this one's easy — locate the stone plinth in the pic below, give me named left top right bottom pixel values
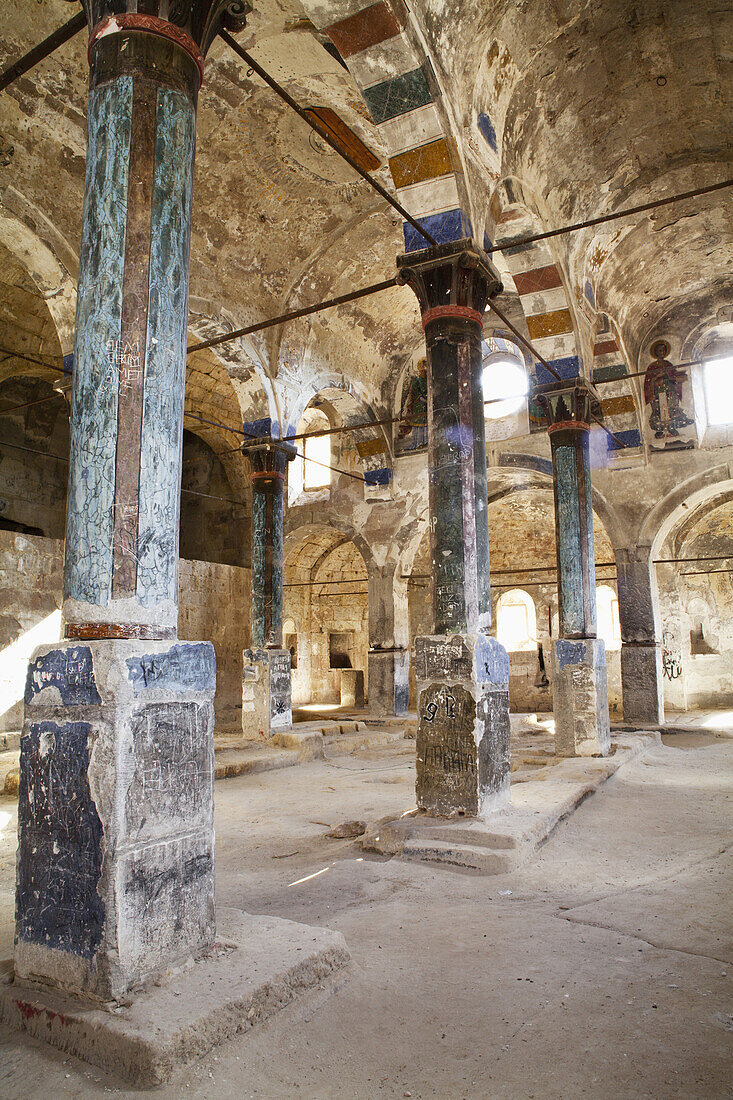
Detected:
left=551, top=638, right=610, bottom=757
left=414, top=634, right=510, bottom=818
left=368, top=649, right=409, bottom=715
left=621, top=643, right=664, bottom=726
left=242, top=648, right=292, bottom=740
left=1, top=908, right=350, bottom=1087
left=340, top=669, right=365, bottom=708
left=16, top=640, right=216, bottom=1002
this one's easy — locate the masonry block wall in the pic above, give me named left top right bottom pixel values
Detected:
left=0, top=532, right=249, bottom=735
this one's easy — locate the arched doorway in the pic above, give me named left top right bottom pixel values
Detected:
left=284, top=525, right=369, bottom=708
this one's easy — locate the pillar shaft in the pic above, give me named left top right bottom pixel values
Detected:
left=398, top=241, right=510, bottom=817
left=242, top=441, right=295, bottom=738
left=14, top=2, right=248, bottom=1003
left=397, top=241, right=500, bottom=635
left=536, top=381, right=610, bottom=756
left=244, top=442, right=295, bottom=649
left=63, top=19, right=202, bottom=640
left=616, top=551, right=664, bottom=725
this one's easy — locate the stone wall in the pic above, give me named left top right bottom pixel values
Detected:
left=0, top=531, right=249, bottom=734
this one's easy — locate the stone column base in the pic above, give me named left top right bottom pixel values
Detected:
left=242, top=648, right=291, bottom=740
left=413, top=634, right=510, bottom=818
left=551, top=638, right=610, bottom=757
left=621, top=643, right=664, bottom=726
left=16, top=639, right=217, bottom=1002
left=367, top=649, right=409, bottom=715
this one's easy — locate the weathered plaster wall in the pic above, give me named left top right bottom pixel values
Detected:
left=0, top=531, right=249, bottom=734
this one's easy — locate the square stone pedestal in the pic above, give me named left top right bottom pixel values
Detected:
left=414, top=634, right=510, bottom=818
left=552, top=638, right=611, bottom=756
left=16, top=639, right=217, bottom=1002
left=368, top=649, right=409, bottom=715
left=621, top=643, right=664, bottom=726
left=242, top=648, right=292, bottom=740
left=340, top=668, right=365, bottom=707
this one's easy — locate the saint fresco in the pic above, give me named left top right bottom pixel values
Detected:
left=643, top=340, right=695, bottom=450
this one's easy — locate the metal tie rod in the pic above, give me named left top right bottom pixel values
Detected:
left=0, top=11, right=87, bottom=93
left=219, top=30, right=437, bottom=248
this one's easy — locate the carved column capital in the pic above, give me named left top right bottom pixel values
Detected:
left=396, top=239, right=502, bottom=327
left=242, top=439, right=296, bottom=489
left=534, top=379, right=602, bottom=438
left=83, top=0, right=249, bottom=83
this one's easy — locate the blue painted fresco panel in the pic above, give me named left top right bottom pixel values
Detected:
left=65, top=77, right=132, bottom=605
left=403, top=208, right=471, bottom=252
left=25, top=647, right=101, bottom=706
left=555, top=446, right=584, bottom=635
left=126, top=642, right=216, bottom=695
left=137, top=89, right=196, bottom=607
left=17, top=721, right=105, bottom=959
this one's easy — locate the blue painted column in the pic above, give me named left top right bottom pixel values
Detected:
left=398, top=241, right=511, bottom=817
left=536, top=381, right=610, bottom=756
left=241, top=439, right=296, bottom=737
left=63, top=3, right=246, bottom=641
left=242, top=441, right=296, bottom=649
left=12, top=3, right=250, bottom=1004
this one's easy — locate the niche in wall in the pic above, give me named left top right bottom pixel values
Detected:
left=330, top=632, right=354, bottom=669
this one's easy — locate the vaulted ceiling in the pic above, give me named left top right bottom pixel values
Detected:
left=0, top=0, right=730, bottom=418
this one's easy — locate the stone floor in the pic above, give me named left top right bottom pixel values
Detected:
left=0, top=719, right=731, bottom=1096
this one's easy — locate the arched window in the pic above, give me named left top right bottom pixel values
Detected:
left=496, top=589, right=537, bottom=651
left=482, top=340, right=528, bottom=419
left=703, top=354, right=733, bottom=426
left=596, top=585, right=621, bottom=650
left=291, top=408, right=331, bottom=497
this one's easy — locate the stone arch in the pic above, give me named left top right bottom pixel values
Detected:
left=493, top=456, right=626, bottom=551
left=284, top=521, right=371, bottom=705
left=488, top=177, right=583, bottom=389
left=299, top=0, right=472, bottom=251
left=0, top=203, right=77, bottom=355
left=641, top=466, right=733, bottom=557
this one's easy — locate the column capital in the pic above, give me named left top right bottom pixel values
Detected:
left=84, top=1, right=250, bottom=84
left=396, top=239, right=502, bottom=327
left=534, top=379, right=602, bottom=436
left=242, top=438, right=297, bottom=488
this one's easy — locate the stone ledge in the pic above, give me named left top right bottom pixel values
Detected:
left=0, top=908, right=351, bottom=1087
left=362, top=733, right=659, bottom=873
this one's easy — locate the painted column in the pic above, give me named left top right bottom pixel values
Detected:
left=14, top=2, right=248, bottom=1003
left=368, top=562, right=409, bottom=716
left=242, top=440, right=296, bottom=737
left=536, top=381, right=610, bottom=756
left=397, top=240, right=510, bottom=817
left=616, top=549, right=664, bottom=725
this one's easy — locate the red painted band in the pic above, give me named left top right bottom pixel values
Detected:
left=548, top=419, right=590, bottom=433
left=88, top=15, right=205, bottom=87
left=422, top=305, right=484, bottom=329
left=251, top=470, right=285, bottom=482
left=65, top=622, right=175, bottom=641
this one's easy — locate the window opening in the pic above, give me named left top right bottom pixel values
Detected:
left=496, top=589, right=537, bottom=651
left=596, top=585, right=621, bottom=649
left=703, top=355, right=733, bottom=426
left=482, top=358, right=528, bottom=419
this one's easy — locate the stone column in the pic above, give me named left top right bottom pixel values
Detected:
left=535, top=381, right=610, bottom=756
left=367, top=562, right=409, bottom=716
left=397, top=240, right=510, bottom=817
left=241, top=440, right=296, bottom=738
left=616, top=549, right=664, bottom=725
left=15, top=2, right=248, bottom=1003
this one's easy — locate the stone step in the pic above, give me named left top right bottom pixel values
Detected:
left=399, top=838, right=517, bottom=874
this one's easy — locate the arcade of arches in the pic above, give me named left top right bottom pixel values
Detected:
left=0, top=1, right=730, bottom=1095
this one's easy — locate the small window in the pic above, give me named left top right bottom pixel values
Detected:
left=703, top=355, right=733, bottom=426
left=303, top=432, right=330, bottom=489
left=496, top=589, right=537, bottom=651
left=482, top=358, right=528, bottom=419
left=596, top=585, right=621, bottom=650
